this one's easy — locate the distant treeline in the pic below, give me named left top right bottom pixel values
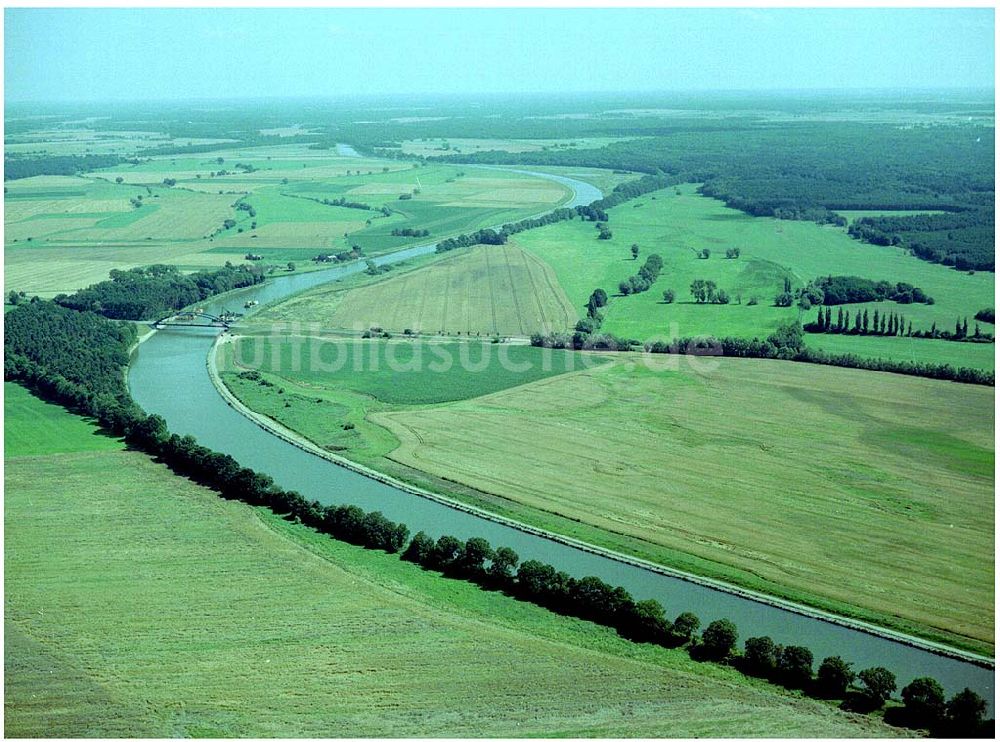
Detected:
left=848, top=211, right=995, bottom=272
left=4, top=153, right=129, bottom=181
left=53, top=264, right=266, bottom=321
left=2, top=266, right=992, bottom=738
left=426, top=123, right=994, bottom=272
left=435, top=174, right=673, bottom=254
left=531, top=322, right=994, bottom=387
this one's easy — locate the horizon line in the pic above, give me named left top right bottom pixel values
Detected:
left=5, top=86, right=996, bottom=108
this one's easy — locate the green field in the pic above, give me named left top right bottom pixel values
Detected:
left=217, top=336, right=995, bottom=654
left=512, top=184, right=994, bottom=369
left=219, top=337, right=585, bottom=465
left=3, top=383, right=122, bottom=456
left=370, top=356, right=995, bottom=655
left=269, top=243, right=578, bottom=336
left=4, top=382, right=899, bottom=737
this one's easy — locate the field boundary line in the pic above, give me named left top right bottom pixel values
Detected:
left=205, top=332, right=994, bottom=670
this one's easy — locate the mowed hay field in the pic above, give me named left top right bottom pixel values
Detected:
left=514, top=184, right=995, bottom=369
left=375, top=358, right=995, bottom=654
left=3, top=384, right=897, bottom=738
left=292, top=244, right=578, bottom=336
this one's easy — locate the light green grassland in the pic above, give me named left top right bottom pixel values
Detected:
left=4, top=383, right=898, bottom=737
left=219, top=338, right=585, bottom=462
left=512, top=184, right=994, bottom=369
left=3, top=383, right=122, bottom=456
left=376, top=356, right=995, bottom=654
left=220, top=341, right=994, bottom=655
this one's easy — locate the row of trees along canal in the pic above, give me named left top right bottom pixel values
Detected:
left=3, top=268, right=992, bottom=738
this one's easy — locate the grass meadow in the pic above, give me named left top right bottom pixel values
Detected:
left=4, top=382, right=898, bottom=738
left=512, top=184, right=995, bottom=369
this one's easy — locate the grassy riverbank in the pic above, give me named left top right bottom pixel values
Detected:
left=5, top=382, right=902, bottom=737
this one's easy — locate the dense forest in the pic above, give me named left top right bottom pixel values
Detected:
left=4, top=153, right=129, bottom=180
left=54, top=264, right=267, bottom=320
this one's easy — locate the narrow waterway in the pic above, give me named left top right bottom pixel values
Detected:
left=128, top=167, right=993, bottom=708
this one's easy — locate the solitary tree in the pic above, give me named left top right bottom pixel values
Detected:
left=631, top=243, right=640, bottom=260
left=458, top=537, right=494, bottom=576
left=488, top=546, right=519, bottom=583
left=671, top=612, right=700, bottom=643
left=776, top=645, right=814, bottom=688
left=662, top=289, right=676, bottom=304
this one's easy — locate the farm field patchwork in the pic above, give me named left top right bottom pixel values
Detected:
left=3, top=382, right=899, bottom=738
left=512, top=184, right=995, bottom=369
left=372, top=356, right=995, bottom=655
left=4, top=153, right=574, bottom=296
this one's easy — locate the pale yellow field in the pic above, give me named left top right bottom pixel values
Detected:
left=375, top=356, right=995, bottom=652
left=4, top=243, right=232, bottom=296
left=304, top=244, right=578, bottom=336
left=210, top=219, right=367, bottom=248
left=84, top=194, right=237, bottom=241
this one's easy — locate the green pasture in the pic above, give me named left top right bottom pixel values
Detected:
left=4, top=382, right=121, bottom=456
left=512, top=184, right=994, bottom=368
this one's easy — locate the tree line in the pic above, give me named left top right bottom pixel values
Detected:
left=618, top=254, right=663, bottom=295
left=391, top=227, right=431, bottom=238
left=53, top=263, right=267, bottom=321
left=530, top=321, right=994, bottom=386
left=435, top=174, right=675, bottom=254
left=3, top=268, right=991, bottom=737
left=4, top=153, right=132, bottom=180
left=806, top=276, right=934, bottom=306
left=805, top=307, right=994, bottom=344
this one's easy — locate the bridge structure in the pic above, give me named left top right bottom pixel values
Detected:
left=151, top=310, right=242, bottom=330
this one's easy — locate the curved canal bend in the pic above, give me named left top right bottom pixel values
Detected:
left=128, top=168, right=994, bottom=707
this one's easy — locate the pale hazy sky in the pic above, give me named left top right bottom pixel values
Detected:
left=4, top=7, right=995, bottom=102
